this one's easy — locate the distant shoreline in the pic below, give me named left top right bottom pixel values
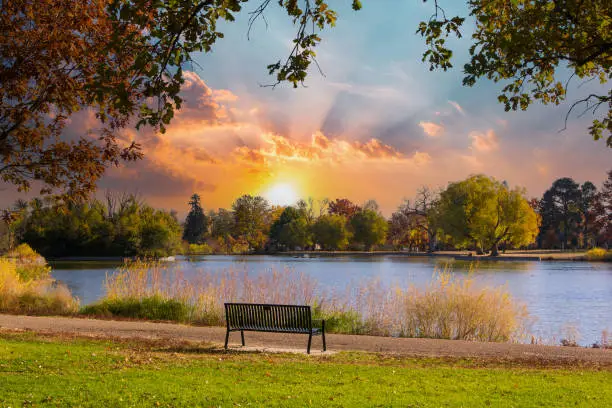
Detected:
left=45, top=251, right=609, bottom=263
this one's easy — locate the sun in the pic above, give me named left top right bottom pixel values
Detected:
left=264, top=182, right=300, bottom=206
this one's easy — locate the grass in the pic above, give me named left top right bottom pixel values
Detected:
left=0, top=331, right=611, bottom=407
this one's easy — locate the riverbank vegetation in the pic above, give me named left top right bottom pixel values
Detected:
left=2, top=332, right=611, bottom=408
left=81, top=262, right=529, bottom=342
left=1, top=170, right=610, bottom=258
left=0, top=245, right=78, bottom=315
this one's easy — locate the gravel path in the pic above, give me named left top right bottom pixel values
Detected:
left=1, top=314, right=610, bottom=365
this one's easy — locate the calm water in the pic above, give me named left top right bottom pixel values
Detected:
left=50, top=255, right=612, bottom=345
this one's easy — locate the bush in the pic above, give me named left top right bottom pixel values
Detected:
left=0, top=258, right=79, bottom=315
left=81, top=296, right=193, bottom=322
left=312, top=304, right=367, bottom=334
left=6, top=244, right=51, bottom=281
left=586, top=247, right=612, bottom=261
left=186, top=243, right=213, bottom=255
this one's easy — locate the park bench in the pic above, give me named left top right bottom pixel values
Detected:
left=224, top=303, right=326, bottom=354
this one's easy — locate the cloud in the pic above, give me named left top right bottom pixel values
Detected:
left=469, top=129, right=499, bottom=152
left=233, top=131, right=410, bottom=165
left=448, top=100, right=466, bottom=116
left=419, top=121, right=445, bottom=138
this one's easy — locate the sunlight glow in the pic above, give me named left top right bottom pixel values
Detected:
left=263, top=182, right=300, bottom=206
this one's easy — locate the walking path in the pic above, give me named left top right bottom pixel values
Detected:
left=1, top=314, right=610, bottom=365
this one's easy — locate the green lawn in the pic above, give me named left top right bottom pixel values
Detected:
left=1, top=332, right=610, bottom=407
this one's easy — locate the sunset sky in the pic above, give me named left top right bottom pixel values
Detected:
left=3, top=2, right=610, bottom=216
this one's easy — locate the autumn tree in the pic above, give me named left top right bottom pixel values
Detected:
left=269, top=206, right=312, bottom=250
left=231, top=194, right=270, bottom=251
left=312, top=214, right=351, bottom=251
left=436, top=175, right=539, bottom=255
left=388, top=200, right=414, bottom=250
left=183, top=194, right=208, bottom=244
left=327, top=198, right=361, bottom=219
left=349, top=209, right=388, bottom=251
left=1, top=0, right=358, bottom=198
left=420, top=0, right=612, bottom=146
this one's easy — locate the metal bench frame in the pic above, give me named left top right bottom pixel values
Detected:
left=224, top=303, right=326, bottom=354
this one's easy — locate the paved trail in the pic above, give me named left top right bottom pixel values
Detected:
left=1, top=314, right=610, bottom=365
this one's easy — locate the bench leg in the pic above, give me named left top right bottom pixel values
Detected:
left=224, top=329, right=230, bottom=350
left=322, top=331, right=326, bottom=352
left=307, top=333, right=312, bottom=354
left=241, top=330, right=245, bottom=346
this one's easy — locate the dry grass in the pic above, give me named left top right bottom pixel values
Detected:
left=0, top=258, right=79, bottom=315
left=83, top=261, right=529, bottom=342
left=401, top=268, right=530, bottom=342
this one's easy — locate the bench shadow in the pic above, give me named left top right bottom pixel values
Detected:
left=150, top=343, right=280, bottom=356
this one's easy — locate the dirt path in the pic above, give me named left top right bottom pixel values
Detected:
left=1, top=314, right=610, bottom=365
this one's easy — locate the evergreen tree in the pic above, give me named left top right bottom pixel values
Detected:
left=183, top=194, right=208, bottom=244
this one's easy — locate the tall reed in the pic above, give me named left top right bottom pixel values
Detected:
left=84, top=261, right=529, bottom=342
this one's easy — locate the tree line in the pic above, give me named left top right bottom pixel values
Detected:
left=1, top=171, right=610, bottom=258
left=1, top=194, right=182, bottom=258
left=182, top=170, right=612, bottom=255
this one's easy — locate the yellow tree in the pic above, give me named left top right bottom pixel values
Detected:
left=436, top=175, right=540, bottom=255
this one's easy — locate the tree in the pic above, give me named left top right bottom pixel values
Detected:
left=600, top=170, right=612, bottom=247
left=231, top=194, right=270, bottom=251
left=312, top=214, right=351, bottom=251
left=183, top=194, right=208, bottom=244
left=437, top=175, right=539, bottom=255
left=349, top=209, right=388, bottom=251
left=1, top=0, right=357, bottom=198
left=16, top=195, right=181, bottom=257
left=419, top=0, right=612, bottom=146
left=546, top=178, right=583, bottom=249
left=579, top=182, right=599, bottom=247
left=388, top=200, right=414, bottom=250
left=412, top=186, right=441, bottom=252
left=269, top=206, right=313, bottom=250
left=327, top=198, right=361, bottom=219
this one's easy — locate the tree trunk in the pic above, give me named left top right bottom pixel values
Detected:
left=490, top=242, right=499, bottom=256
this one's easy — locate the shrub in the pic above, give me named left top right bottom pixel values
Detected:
left=81, top=296, right=193, bottom=322
left=312, top=304, right=367, bottom=334
left=186, top=243, right=213, bottom=255
left=0, top=258, right=79, bottom=315
left=6, top=243, right=51, bottom=281
left=586, top=247, right=612, bottom=261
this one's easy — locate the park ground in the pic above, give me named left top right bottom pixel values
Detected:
left=1, top=315, right=612, bottom=407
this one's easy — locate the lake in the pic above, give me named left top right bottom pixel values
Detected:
left=50, top=255, right=612, bottom=345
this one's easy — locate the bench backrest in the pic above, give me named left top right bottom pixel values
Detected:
left=225, top=303, right=312, bottom=333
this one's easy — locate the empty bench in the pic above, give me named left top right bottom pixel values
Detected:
left=224, top=303, right=326, bottom=354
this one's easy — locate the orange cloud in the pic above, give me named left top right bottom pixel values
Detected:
left=233, top=131, right=409, bottom=165
left=419, top=121, right=445, bottom=137
left=470, top=129, right=499, bottom=152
